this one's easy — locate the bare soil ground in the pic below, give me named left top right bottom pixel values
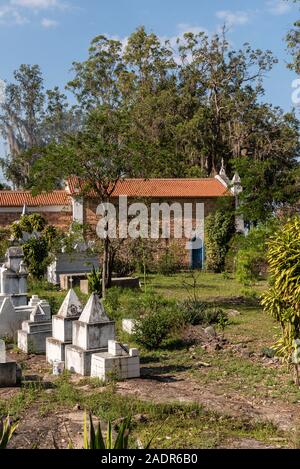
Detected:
left=1, top=341, right=299, bottom=449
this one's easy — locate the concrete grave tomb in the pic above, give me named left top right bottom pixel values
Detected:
left=17, top=300, right=52, bottom=354
left=0, top=338, right=19, bottom=387
left=65, top=293, right=115, bottom=376
left=91, top=340, right=140, bottom=382
left=46, top=289, right=83, bottom=364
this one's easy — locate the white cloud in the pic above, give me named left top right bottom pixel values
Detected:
left=0, top=4, right=28, bottom=24
left=266, top=0, right=291, bottom=15
left=41, top=17, right=58, bottom=27
left=10, top=0, right=62, bottom=9
left=216, top=10, right=250, bottom=27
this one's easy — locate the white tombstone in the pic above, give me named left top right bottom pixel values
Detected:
left=0, top=339, right=6, bottom=363
left=65, top=293, right=115, bottom=376
left=46, top=289, right=83, bottom=364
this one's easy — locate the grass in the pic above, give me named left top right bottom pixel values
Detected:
left=2, top=271, right=298, bottom=448
left=0, top=373, right=289, bottom=449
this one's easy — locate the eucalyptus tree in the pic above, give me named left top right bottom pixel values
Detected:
left=0, top=64, right=80, bottom=188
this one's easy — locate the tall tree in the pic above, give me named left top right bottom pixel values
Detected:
left=31, top=106, right=145, bottom=298
left=0, top=65, right=80, bottom=188
left=286, top=0, right=300, bottom=74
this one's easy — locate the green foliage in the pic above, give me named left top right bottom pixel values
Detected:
left=134, top=306, right=176, bottom=349
left=180, top=300, right=228, bottom=327
left=130, top=293, right=178, bottom=349
left=286, top=18, right=300, bottom=74
left=0, top=416, right=18, bottom=449
left=0, top=228, right=10, bottom=260
left=180, top=300, right=208, bottom=326
left=103, top=287, right=122, bottom=319
left=83, top=413, right=131, bottom=450
left=261, top=216, right=300, bottom=360
left=112, top=255, right=135, bottom=277
left=155, top=244, right=184, bottom=275
left=23, top=237, right=50, bottom=279
left=88, top=267, right=102, bottom=295
left=205, top=210, right=235, bottom=273
left=234, top=220, right=280, bottom=285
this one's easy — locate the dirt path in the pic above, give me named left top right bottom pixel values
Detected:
left=117, top=371, right=300, bottom=433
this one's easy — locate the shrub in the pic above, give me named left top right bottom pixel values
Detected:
left=261, top=216, right=300, bottom=361
left=180, top=300, right=208, bottom=326
left=0, top=228, right=10, bottom=260
left=112, top=255, right=135, bottom=277
left=180, top=300, right=228, bottom=326
left=155, top=243, right=184, bottom=275
left=23, top=237, right=50, bottom=279
left=134, top=306, right=176, bottom=349
left=0, top=416, right=18, bottom=449
left=81, top=413, right=131, bottom=450
left=205, top=210, right=235, bottom=273
left=234, top=220, right=279, bottom=285
left=88, top=267, right=102, bottom=295
left=104, top=287, right=122, bottom=319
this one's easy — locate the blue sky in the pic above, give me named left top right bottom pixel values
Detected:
left=0, top=0, right=299, bottom=174
left=0, top=0, right=299, bottom=110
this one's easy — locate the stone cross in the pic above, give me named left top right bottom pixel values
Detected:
left=0, top=339, right=6, bottom=363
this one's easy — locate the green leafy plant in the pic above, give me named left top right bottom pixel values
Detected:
left=155, top=244, right=184, bottom=275
left=88, top=267, right=102, bottom=295
left=0, top=416, right=18, bottom=449
left=261, top=216, right=300, bottom=362
left=83, top=413, right=131, bottom=449
left=180, top=299, right=208, bottom=326
left=205, top=210, right=235, bottom=273
left=234, top=220, right=279, bottom=285
left=134, top=306, right=176, bottom=349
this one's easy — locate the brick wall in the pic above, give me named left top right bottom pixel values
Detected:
left=83, top=196, right=229, bottom=266
left=0, top=209, right=72, bottom=230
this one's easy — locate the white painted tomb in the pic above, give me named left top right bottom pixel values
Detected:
left=0, top=338, right=19, bottom=387
left=0, top=246, right=28, bottom=307
left=91, top=340, right=140, bottom=381
left=17, top=300, right=52, bottom=354
left=46, top=289, right=83, bottom=364
left=65, top=293, right=115, bottom=376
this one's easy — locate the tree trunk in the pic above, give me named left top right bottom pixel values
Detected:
left=102, top=235, right=109, bottom=299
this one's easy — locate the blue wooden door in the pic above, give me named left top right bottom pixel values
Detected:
left=190, top=238, right=203, bottom=269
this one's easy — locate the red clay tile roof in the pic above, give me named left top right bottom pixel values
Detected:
left=67, top=177, right=229, bottom=198
left=0, top=190, right=70, bottom=207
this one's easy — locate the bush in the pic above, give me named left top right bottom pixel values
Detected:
left=155, top=243, right=184, bottom=275
left=180, top=300, right=208, bottom=325
left=205, top=210, right=235, bottom=273
left=134, top=306, right=176, bottom=349
left=180, top=300, right=228, bottom=326
left=112, top=255, right=135, bottom=277
left=234, top=219, right=279, bottom=285
left=88, top=267, right=102, bottom=294
left=23, top=237, right=50, bottom=279
left=0, top=228, right=10, bottom=260
left=261, top=216, right=300, bottom=360
left=104, top=287, right=122, bottom=320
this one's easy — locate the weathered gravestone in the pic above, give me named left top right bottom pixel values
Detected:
left=91, top=340, right=140, bottom=382
left=46, top=289, right=83, bottom=364
left=17, top=300, right=52, bottom=354
left=65, top=293, right=115, bottom=376
left=0, top=339, right=19, bottom=387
